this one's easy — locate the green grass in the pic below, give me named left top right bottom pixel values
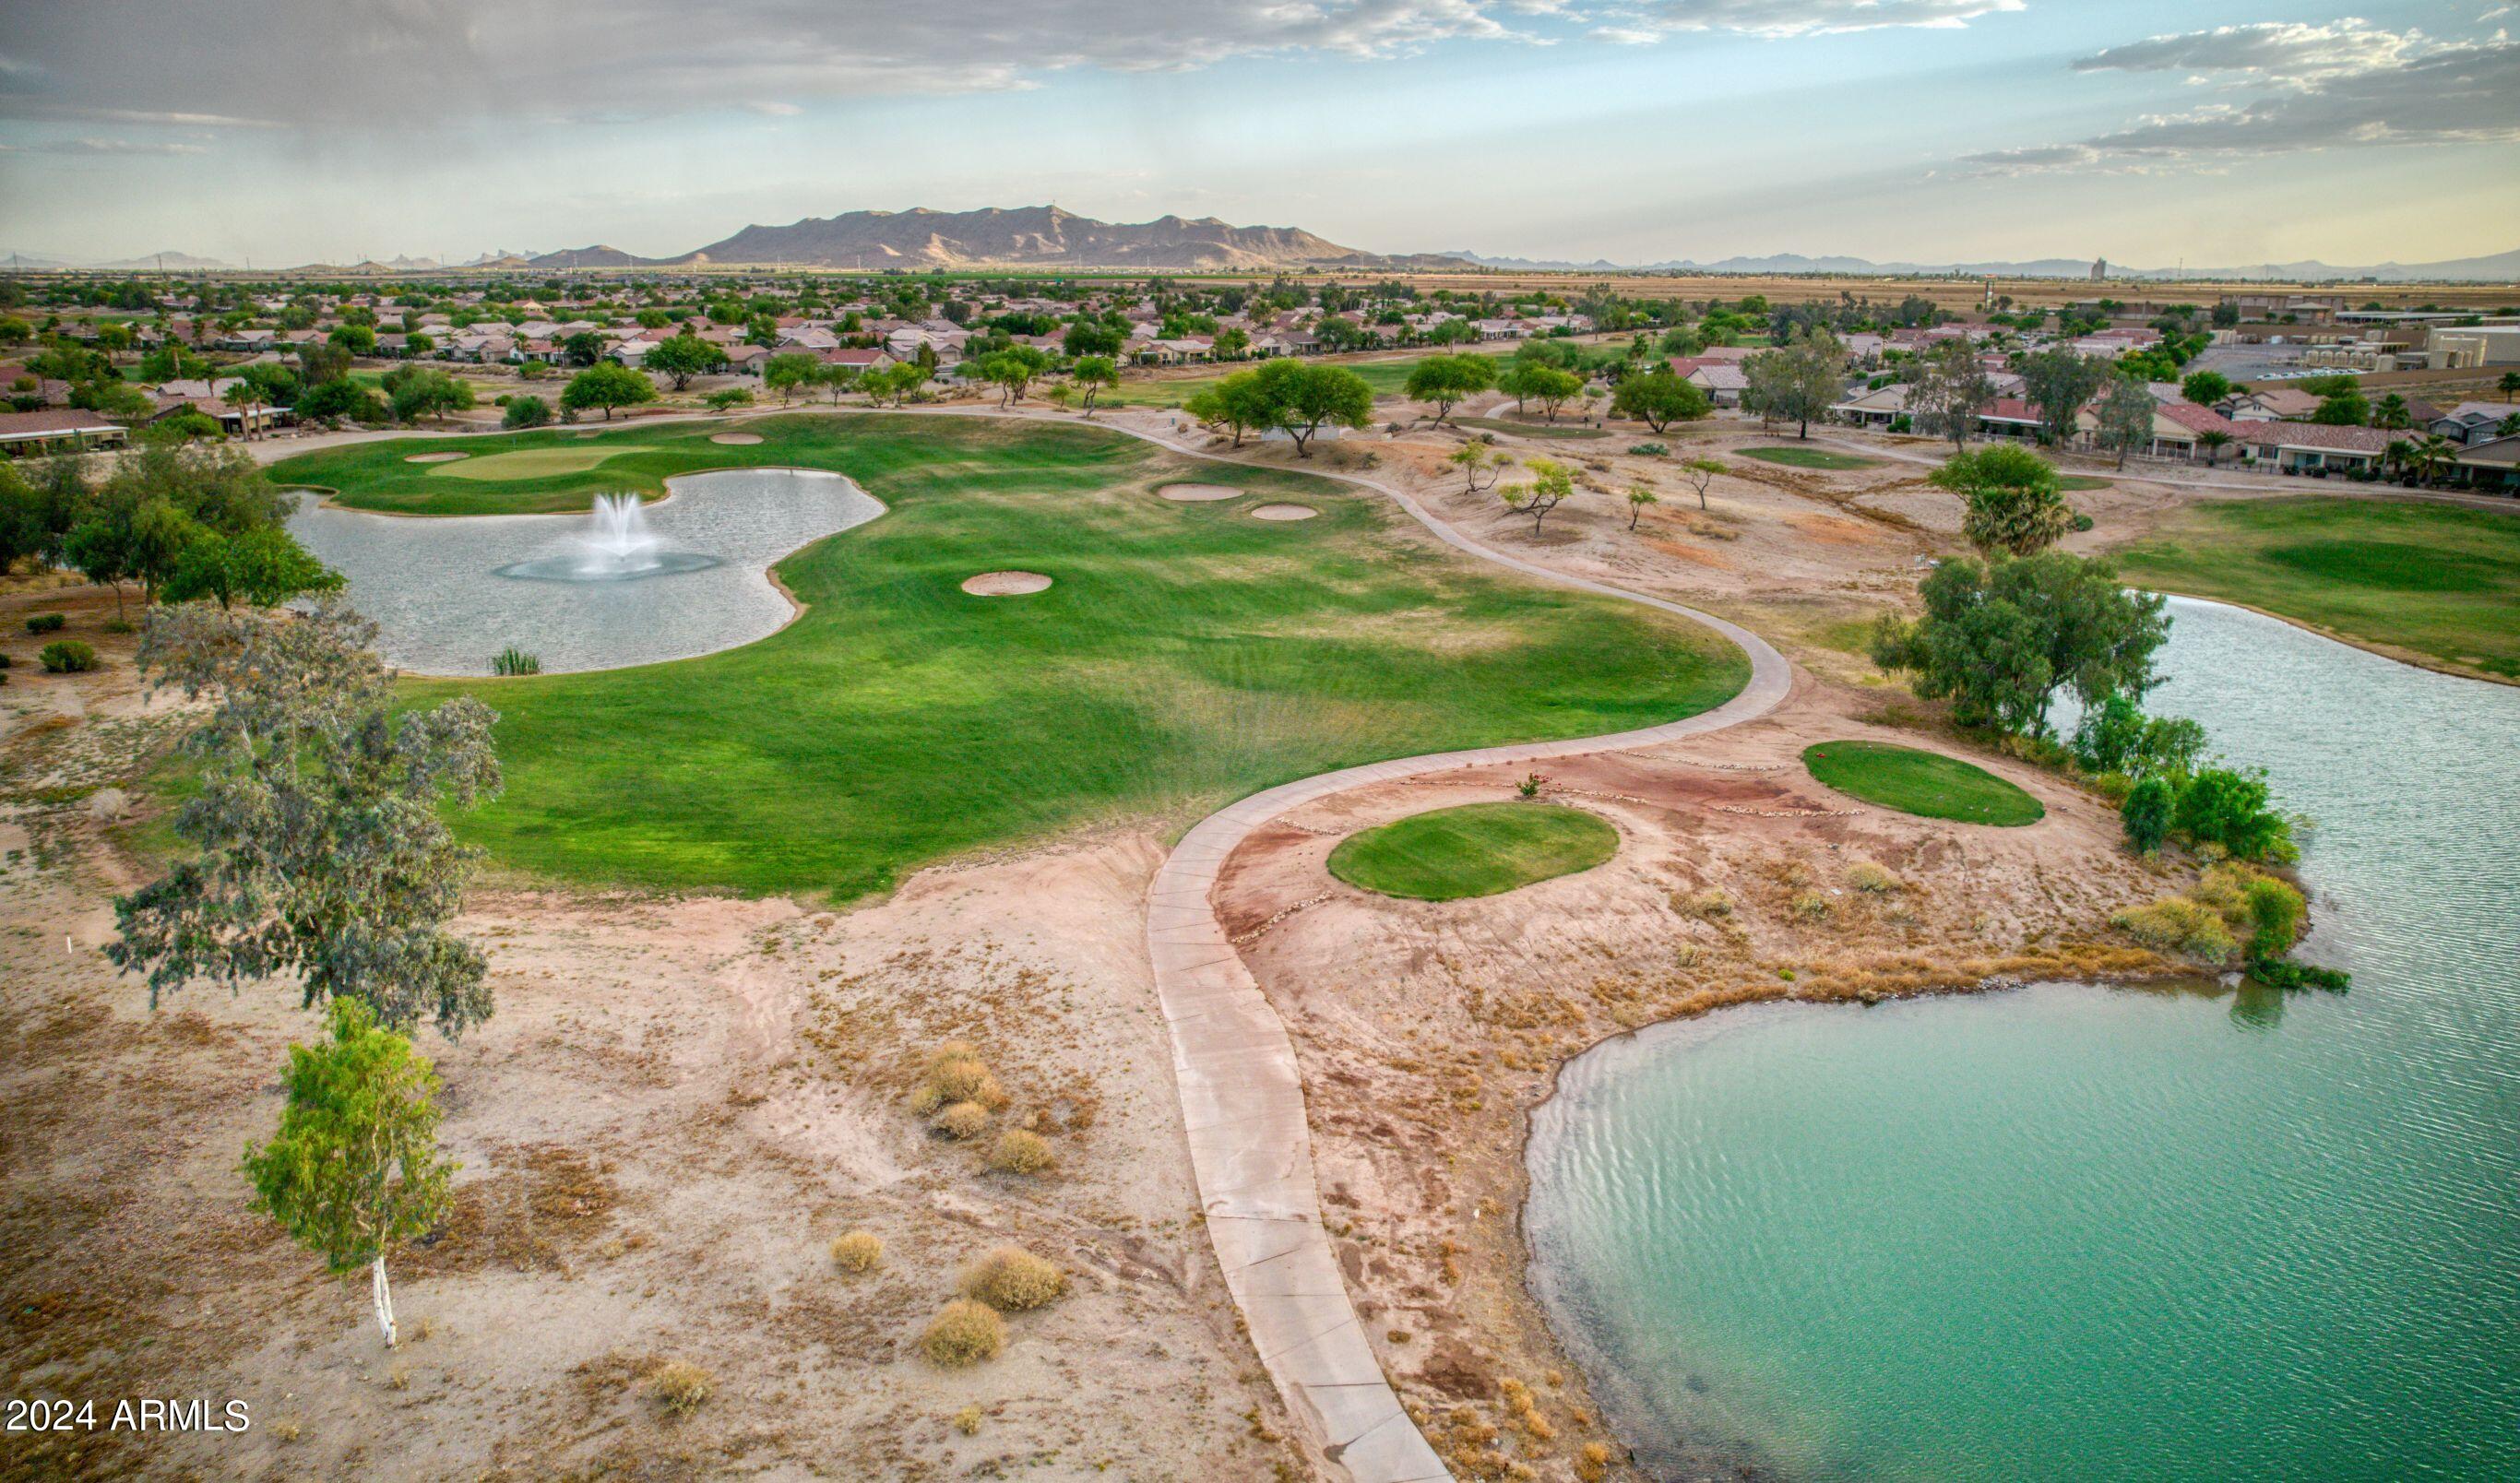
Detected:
left=1325, top=802, right=1619, bottom=901
left=1802, top=741, right=2044, bottom=826
left=268, top=413, right=1749, bottom=898
left=430, top=445, right=651, bottom=480
left=2057, top=475, right=2112, bottom=492
left=1741, top=445, right=1880, bottom=470
left=2111, top=496, right=2520, bottom=680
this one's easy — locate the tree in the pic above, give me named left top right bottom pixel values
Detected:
left=297, top=380, right=386, bottom=425
left=1610, top=370, right=1712, bottom=433
left=1624, top=481, right=1658, bottom=530
left=1448, top=442, right=1510, bottom=494
left=645, top=332, right=728, bottom=391
left=297, top=342, right=352, bottom=388
left=561, top=331, right=605, bottom=368
left=1062, top=321, right=1123, bottom=359
left=977, top=346, right=1052, bottom=406
left=2093, top=374, right=2157, bottom=469
left=2194, top=429, right=2233, bottom=469
left=2500, top=369, right=2520, bottom=402
left=327, top=324, right=377, bottom=356
left=1184, top=368, right=1274, bottom=448
left=1254, top=360, right=1374, bottom=456
left=1870, top=551, right=2170, bottom=735
left=2018, top=347, right=2108, bottom=446
left=1211, top=326, right=1251, bottom=361
left=705, top=387, right=755, bottom=413
left=387, top=368, right=474, bottom=426
left=244, top=998, right=456, bottom=1349
left=1908, top=338, right=1994, bottom=454
left=502, top=394, right=552, bottom=430
left=762, top=352, right=819, bottom=404
left=2179, top=370, right=2233, bottom=408
left=1679, top=457, right=1725, bottom=511
left=561, top=363, right=657, bottom=421
left=1503, top=457, right=1576, bottom=535
left=815, top=362, right=861, bottom=404
left=2371, top=392, right=2412, bottom=432
left=2121, top=775, right=2175, bottom=853
left=1495, top=360, right=1577, bottom=419
left=107, top=599, right=504, bottom=1036
left=1070, top=355, right=1119, bottom=414
left=2071, top=694, right=2205, bottom=778
left=2312, top=386, right=2370, bottom=425
left=2173, top=767, right=2294, bottom=861
left=1403, top=352, right=1495, bottom=425
left=1741, top=329, right=1843, bottom=439
left=160, top=524, right=342, bottom=610
left=1932, top=444, right=2073, bottom=556
left=2407, top=433, right=2455, bottom=487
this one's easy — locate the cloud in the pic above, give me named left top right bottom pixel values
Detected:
left=0, top=136, right=207, bottom=155
left=1962, top=26, right=2520, bottom=175
left=1591, top=0, right=2024, bottom=41
left=0, top=0, right=2022, bottom=136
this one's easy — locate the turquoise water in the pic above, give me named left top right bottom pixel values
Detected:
left=1526, top=598, right=2520, bottom=1481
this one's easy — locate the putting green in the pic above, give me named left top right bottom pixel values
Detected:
left=1328, top=801, right=1619, bottom=900
left=429, top=445, right=653, bottom=480
left=269, top=415, right=1749, bottom=898
left=1801, top=741, right=2044, bottom=826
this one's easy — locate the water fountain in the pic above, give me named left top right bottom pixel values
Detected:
left=496, top=493, right=719, bottom=582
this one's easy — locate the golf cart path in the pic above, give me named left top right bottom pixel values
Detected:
left=914, top=407, right=1791, bottom=1481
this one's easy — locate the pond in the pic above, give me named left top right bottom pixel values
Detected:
left=287, top=467, right=882, bottom=675
left=1526, top=598, right=2520, bottom=1481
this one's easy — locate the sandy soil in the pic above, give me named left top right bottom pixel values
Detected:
left=1249, top=504, right=1318, bottom=522
left=403, top=452, right=468, bottom=464
left=1156, top=482, right=1242, bottom=502
left=959, top=571, right=1053, bottom=597
left=4, top=405, right=2237, bottom=1483
left=709, top=433, right=764, bottom=445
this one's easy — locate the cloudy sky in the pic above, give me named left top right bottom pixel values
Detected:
left=2, top=1, right=2514, bottom=267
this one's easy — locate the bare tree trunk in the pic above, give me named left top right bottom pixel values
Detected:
left=372, top=1255, right=398, bottom=1348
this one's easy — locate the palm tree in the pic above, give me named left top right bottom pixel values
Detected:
left=2499, top=370, right=2520, bottom=402
left=2371, top=392, right=2410, bottom=432
left=2383, top=439, right=2413, bottom=480
left=2408, top=433, right=2454, bottom=488
left=2195, top=429, right=2232, bottom=469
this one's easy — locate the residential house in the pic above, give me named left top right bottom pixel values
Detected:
left=0, top=409, right=128, bottom=456
left=1684, top=363, right=1748, bottom=408
left=2429, top=401, right=2520, bottom=445
left=2239, top=421, right=2393, bottom=474
left=1975, top=397, right=2045, bottom=440
left=2217, top=386, right=2322, bottom=422
left=2450, top=433, right=2520, bottom=492
left=1830, top=383, right=1910, bottom=429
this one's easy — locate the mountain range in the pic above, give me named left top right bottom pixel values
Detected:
left=1434, top=247, right=2520, bottom=283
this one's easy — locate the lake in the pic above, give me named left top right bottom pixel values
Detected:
left=1526, top=597, right=2520, bottom=1481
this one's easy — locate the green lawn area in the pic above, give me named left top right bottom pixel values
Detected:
left=1741, top=445, right=1881, bottom=470
left=268, top=414, right=1749, bottom=898
left=1802, top=741, right=2045, bottom=826
left=1325, top=801, right=1618, bottom=901
left=2057, top=475, right=2113, bottom=492
left=2111, top=496, right=2520, bottom=680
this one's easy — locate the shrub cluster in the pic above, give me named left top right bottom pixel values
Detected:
left=959, top=1245, right=1065, bottom=1311
left=40, top=640, right=97, bottom=673
left=1845, top=860, right=1899, bottom=895
left=830, top=1229, right=883, bottom=1274
left=646, top=1361, right=714, bottom=1418
left=26, top=611, right=66, bottom=634
left=919, top=1299, right=1006, bottom=1368
left=987, top=1129, right=1054, bottom=1176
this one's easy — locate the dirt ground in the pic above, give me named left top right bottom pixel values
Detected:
left=4, top=405, right=2224, bottom=1483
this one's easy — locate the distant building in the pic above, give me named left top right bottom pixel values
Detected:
left=2090, top=257, right=2107, bottom=281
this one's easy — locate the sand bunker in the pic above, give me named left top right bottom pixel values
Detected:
left=405, top=451, right=468, bottom=464
left=710, top=433, right=763, bottom=445
left=961, top=570, right=1052, bottom=597
left=1250, top=504, right=1318, bottom=521
left=1159, top=482, right=1242, bottom=502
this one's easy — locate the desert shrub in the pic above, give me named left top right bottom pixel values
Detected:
left=40, top=640, right=96, bottom=673
left=933, top=1099, right=989, bottom=1140
left=102, top=618, right=135, bottom=635
left=987, top=1129, right=1055, bottom=1176
left=913, top=1044, right=1007, bottom=1115
left=26, top=612, right=66, bottom=634
left=2110, top=897, right=2235, bottom=962
left=1845, top=861, right=1899, bottom=895
left=952, top=1405, right=982, bottom=1436
left=647, top=1361, right=714, bottom=1417
left=2188, top=860, right=2260, bottom=922
left=920, top=1299, right=1006, bottom=1367
left=1790, top=891, right=1830, bottom=921
left=502, top=395, right=551, bottom=430
left=1680, top=888, right=1731, bottom=919
left=830, top=1229, right=883, bottom=1274
left=2071, top=513, right=2095, bottom=532
left=1576, top=1441, right=1614, bottom=1483
left=491, top=646, right=541, bottom=676
left=1629, top=442, right=1669, bottom=457
left=0, top=653, right=12, bottom=668
left=960, top=1245, right=1065, bottom=1311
